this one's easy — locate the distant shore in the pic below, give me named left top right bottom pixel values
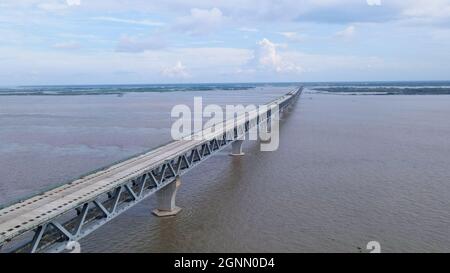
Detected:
left=1, top=82, right=450, bottom=96
left=0, top=85, right=257, bottom=96
left=312, top=87, right=450, bottom=95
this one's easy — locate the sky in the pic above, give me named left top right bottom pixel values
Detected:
left=1, top=0, right=450, bottom=85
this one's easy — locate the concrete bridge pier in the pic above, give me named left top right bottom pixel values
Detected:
left=230, top=140, right=245, bottom=156
left=152, top=176, right=182, bottom=217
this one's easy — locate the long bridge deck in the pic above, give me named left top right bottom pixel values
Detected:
left=0, top=87, right=302, bottom=253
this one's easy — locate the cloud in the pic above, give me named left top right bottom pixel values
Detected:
left=278, top=51, right=391, bottom=81
left=2, top=42, right=448, bottom=84
left=2, top=0, right=450, bottom=28
left=35, top=0, right=81, bottom=12
left=1, top=0, right=450, bottom=84
left=37, top=2, right=70, bottom=12
left=401, top=0, right=450, bottom=21
left=0, top=46, right=252, bottom=85
left=52, top=41, right=81, bottom=50
left=161, top=61, right=189, bottom=78
left=3, top=1, right=450, bottom=25
left=66, top=0, right=81, bottom=6
left=335, top=25, right=356, bottom=39
left=248, top=38, right=303, bottom=74
left=238, top=27, right=259, bottom=32
left=175, top=7, right=226, bottom=35
left=91, top=16, right=164, bottom=26
left=367, top=0, right=382, bottom=6
left=278, top=32, right=305, bottom=42
left=116, top=35, right=166, bottom=53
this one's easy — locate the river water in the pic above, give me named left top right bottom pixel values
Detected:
left=0, top=87, right=449, bottom=252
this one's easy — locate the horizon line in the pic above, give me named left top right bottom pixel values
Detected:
left=3, top=80, right=450, bottom=88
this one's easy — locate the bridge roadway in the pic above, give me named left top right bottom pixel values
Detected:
left=0, top=88, right=301, bottom=252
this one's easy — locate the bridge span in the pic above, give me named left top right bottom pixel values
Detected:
left=0, top=87, right=302, bottom=253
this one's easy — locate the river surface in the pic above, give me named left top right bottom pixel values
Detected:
left=0, top=86, right=449, bottom=252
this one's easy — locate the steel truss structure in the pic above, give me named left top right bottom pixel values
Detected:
left=0, top=88, right=302, bottom=253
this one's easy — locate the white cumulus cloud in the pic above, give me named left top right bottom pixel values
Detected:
left=249, top=38, right=302, bottom=74
left=161, top=61, right=190, bottom=78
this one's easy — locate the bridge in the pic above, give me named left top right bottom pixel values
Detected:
left=0, top=87, right=302, bottom=253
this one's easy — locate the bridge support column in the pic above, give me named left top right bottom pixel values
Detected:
left=153, top=176, right=182, bottom=217
left=230, top=140, right=245, bottom=156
